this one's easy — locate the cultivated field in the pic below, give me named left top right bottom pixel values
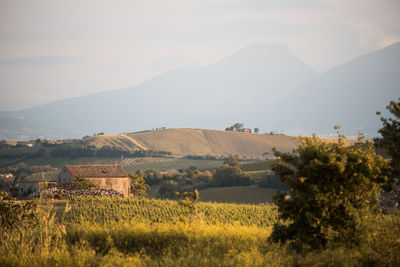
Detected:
left=199, top=185, right=277, bottom=204
left=1, top=197, right=399, bottom=266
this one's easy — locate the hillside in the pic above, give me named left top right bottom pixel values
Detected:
left=118, top=128, right=298, bottom=157
left=78, top=128, right=299, bottom=157
left=81, top=128, right=357, bottom=157
left=83, top=134, right=148, bottom=151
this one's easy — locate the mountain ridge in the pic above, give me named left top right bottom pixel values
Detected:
left=0, top=42, right=399, bottom=140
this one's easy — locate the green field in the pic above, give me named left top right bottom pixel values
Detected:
left=199, top=185, right=277, bottom=204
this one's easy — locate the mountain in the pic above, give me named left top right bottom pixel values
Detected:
left=1, top=42, right=399, bottom=140
left=0, top=43, right=317, bottom=140
left=279, top=42, right=400, bottom=137
left=0, top=117, right=56, bottom=140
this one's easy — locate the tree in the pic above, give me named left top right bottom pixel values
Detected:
left=233, top=123, right=244, bottom=131
left=71, top=176, right=99, bottom=189
left=254, top=128, right=259, bottom=134
left=223, top=155, right=240, bottom=168
left=376, top=98, right=400, bottom=186
left=129, top=172, right=149, bottom=197
left=213, top=156, right=251, bottom=186
left=269, top=132, right=391, bottom=250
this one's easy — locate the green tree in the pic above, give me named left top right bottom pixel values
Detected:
left=224, top=155, right=240, bottom=168
left=129, top=172, right=149, bottom=198
left=72, top=176, right=98, bottom=189
left=213, top=156, right=251, bottom=186
left=254, top=128, right=259, bottom=134
left=233, top=122, right=244, bottom=131
left=269, top=132, right=391, bottom=250
left=376, top=98, right=400, bottom=186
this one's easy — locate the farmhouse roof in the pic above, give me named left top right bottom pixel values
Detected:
left=64, top=164, right=128, bottom=178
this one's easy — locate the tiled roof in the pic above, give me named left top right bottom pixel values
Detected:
left=65, top=164, right=128, bottom=178
left=23, top=171, right=59, bottom=182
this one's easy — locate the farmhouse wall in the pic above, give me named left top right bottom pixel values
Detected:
left=58, top=167, right=74, bottom=183
left=18, top=181, right=56, bottom=196
left=19, top=182, right=39, bottom=196
left=87, top=177, right=130, bottom=196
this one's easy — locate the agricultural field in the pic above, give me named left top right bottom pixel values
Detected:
left=198, top=185, right=277, bottom=204
left=120, top=157, right=225, bottom=173
left=1, top=197, right=399, bottom=266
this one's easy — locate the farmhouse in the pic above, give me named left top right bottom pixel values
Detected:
left=57, top=164, right=130, bottom=196
left=19, top=181, right=57, bottom=197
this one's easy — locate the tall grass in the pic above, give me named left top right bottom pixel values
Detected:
left=1, top=197, right=399, bottom=266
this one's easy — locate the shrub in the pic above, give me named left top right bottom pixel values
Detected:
left=213, top=156, right=251, bottom=187
left=0, top=192, right=37, bottom=229
left=269, top=132, right=391, bottom=250
left=258, top=171, right=286, bottom=190
left=129, top=172, right=149, bottom=198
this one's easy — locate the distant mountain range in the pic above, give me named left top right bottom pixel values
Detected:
left=1, top=42, right=399, bottom=140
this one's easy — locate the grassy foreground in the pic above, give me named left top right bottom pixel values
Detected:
left=1, top=197, right=400, bottom=266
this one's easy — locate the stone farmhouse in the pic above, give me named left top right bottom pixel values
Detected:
left=19, top=164, right=131, bottom=197
left=57, top=164, right=130, bottom=196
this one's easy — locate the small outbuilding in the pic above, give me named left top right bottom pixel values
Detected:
left=57, top=164, right=130, bottom=196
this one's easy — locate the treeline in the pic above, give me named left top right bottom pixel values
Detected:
left=50, top=145, right=171, bottom=158
left=0, top=141, right=44, bottom=159
left=142, top=156, right=274, bottom=199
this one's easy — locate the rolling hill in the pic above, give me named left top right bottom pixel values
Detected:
left=83, top=128, right=299, bottom=157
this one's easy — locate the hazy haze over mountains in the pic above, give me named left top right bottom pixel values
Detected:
left=0, top=42, right=399, bottom=140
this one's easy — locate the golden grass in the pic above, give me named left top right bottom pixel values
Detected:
left=84, top=129, right=356, bottom=158
left=128, top=128, right=299, bottom=157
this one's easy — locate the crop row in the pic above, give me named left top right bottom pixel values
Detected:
left=65, top=197, right=278, bottom=227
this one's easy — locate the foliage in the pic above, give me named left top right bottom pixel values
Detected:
left=225, top=122, right=244, bottom=131
left=376, top=98, right=400, bottom=186
left=128, top=171, right=149, bottom=197
left=50, top=143, right=171, bottom=158
left=0, top=192, right=37, bottom=229
left=175, top=189, right=200, bottom=221
left=240, top=160, right=275, bottom=171
left=269, top=132, right=391, bottom=250
left=213, top=156, right=251, bottom=186
left=71, top=176, right=99, bottom=190
left=258, top=171, right=286, bottom=190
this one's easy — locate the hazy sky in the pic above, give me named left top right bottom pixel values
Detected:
left=1, top=0, right=399, bottom=111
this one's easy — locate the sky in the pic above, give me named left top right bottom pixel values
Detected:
left=0, top=0, right=399, bottom=111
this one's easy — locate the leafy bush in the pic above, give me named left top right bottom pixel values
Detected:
left=213, top=156, right=251, bottom=187
left=128, top=171, right=149, bottom=197
left=269, top=132, right=391, bottom=250
left=71, top=176, right=99, bottom=190
left=258, top=171, right=286, bottom=190
left=376, top=98, right=400, bottom=187
left=0, top=192, right=37, bottom=229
